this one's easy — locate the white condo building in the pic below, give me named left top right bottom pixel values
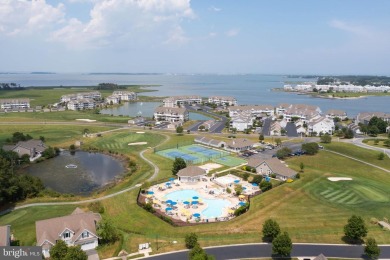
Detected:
left=0, top=98, right=30, bottom=110
left=154, top=107, right=189, bottom=122
left=208, top=96, right=237, bottom=106
left=163, top=95, right=202, bottom=108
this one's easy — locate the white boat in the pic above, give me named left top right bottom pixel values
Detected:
left=65, top=164, right=77, bottom=169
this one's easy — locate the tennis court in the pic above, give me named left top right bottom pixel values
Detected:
left=156, top=144, right=245, bottom=166
left=213, top=156, right=247, bottom=167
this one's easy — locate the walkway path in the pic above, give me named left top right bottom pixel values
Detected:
left=351, top=137, right=390, bottom=158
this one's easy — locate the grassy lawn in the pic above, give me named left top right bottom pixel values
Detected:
left=2, top=128, right=390, bottom=257
left=323, top=142, right=390, bottom=170
left=0, top=86, right=156, bottom=107
left=0, top=124, right=116, bottom=147
left=363, top=138, right=390, bottom=149
left=0, top=110, right=132, bottom=123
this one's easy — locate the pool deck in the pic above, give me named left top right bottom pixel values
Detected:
left=142, top=175, right=260, bottom=224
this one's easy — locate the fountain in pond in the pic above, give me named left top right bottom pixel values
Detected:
left=65, top=164, right=77, bottom=169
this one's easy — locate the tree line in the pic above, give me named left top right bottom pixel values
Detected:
left=0, top=83, right=25, bottom=91
left=94, top=83, right=127, bottom=90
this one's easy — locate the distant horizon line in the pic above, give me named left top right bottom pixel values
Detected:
left=0, top=72, right=389, bottom=77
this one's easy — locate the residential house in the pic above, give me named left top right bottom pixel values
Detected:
left=154, top=107, right=189, bottom=122
left=2, top=139, right=47, bottom=161
left=225, top=138, right=255, bottom=153
left=356, top=112, right=390, bottom=125
left=230, top=111, right=254, bottom=132
left=277, top=104, right=321, bottom=123
left=106, top=95, right=120, bottom=105
left=247, top=157, right=297, bottom=180
left=128, top=117, right=145, bottom=125
left=326, top=109, right=347, bottom=120
left=0, top=225, right=11, bottom=246
left=163, top=95, right=202, bottom=108
left=270, top=121, right=282, bottom=136
left=208, top=96, right=237, bottom=106
left=177, top=166, right=207, bottom=182
left=198, top=120, right=215, bottom=131
left=308, top=115, right=335, bottom=136
left=35, top=208, right=101, bottom=258
left=112, top=91, right=137, bottom=101
left=228, top=105, right=274, bottom=118
left=0, top=98, right=30, bottom=110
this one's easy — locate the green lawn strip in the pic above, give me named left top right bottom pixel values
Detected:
left=0, top=124, right=116, bottom=147
left=0, top=110, right=131, bottom=123
left=0, top=86, right=156, bottom=107
left=363, top=138, right=390, bottom=149
left=323, top=142, right=390, bottom=170
left=0, top=205, right=77, bottom=246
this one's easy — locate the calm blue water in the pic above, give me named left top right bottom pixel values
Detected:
left=1, top=73, right=389, bottom=117
left=164, top=189, right=231, bottom=218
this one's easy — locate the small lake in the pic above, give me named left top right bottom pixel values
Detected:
left=23, top=151, right=125, bottom=195
left=100, top=101, right=213, bottom=120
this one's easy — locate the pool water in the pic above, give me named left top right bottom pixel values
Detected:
left=164, top=189, right=231, bottom=219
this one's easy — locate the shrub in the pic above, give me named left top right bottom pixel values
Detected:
left=88, top=202, right=105, bottom=214
left=185, top=233, right=198, bottom=249
left=260, top=181, right=272, bottom=192
left=143, top=203, right=155, bottom=213
left=234, top=204, right=248, bottom=217
left=262, top=219, right=280, bottom=242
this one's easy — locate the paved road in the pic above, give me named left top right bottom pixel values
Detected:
left=141, top=243, right=390, bottom=260
left=351, top=138, right=390, bottom=158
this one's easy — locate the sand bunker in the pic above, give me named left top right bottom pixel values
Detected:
left=76, top=119, right=96, bottom=122
left=199, top=163, right=223, bottom=171
left=136, top=132, right=145, bottom=134
left=128, top=142, right=147, bottom=146
left=328, top=177, right=353, bottom=182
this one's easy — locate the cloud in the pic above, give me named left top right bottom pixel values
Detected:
left=226, top=28, right=239, bottom=37
left=209, top=6, right=221, bottom=12
left=50, top=0, right=195, bottom=49
left=0, top=0, right=65, bottom=36
left=329, top=20, right=371, bottom=37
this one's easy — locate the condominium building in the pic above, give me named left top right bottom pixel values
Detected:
left=0, top=98, right=30, bottom=110
left=208, top=96, right=237, bottom=106
left=154, top=107, right=189, bottom=122
left=163, top=95, right=202, bottom=108
left=61, top=92, right=101, bottom=102
left=67, top=99, right=96, bottom=111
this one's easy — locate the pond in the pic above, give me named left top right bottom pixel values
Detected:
left=100, top=101, right=213, bottom=120
left=23, top=151, right=125, bottom=195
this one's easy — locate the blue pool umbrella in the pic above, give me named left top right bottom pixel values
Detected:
left=251, top=183, right=259, bottom=187
left=170, top=201, right=177, bottom=206
left=234, top=180, right=240, bottom=184
left=238, top=202, right=246, bottom=206
left=191, top=201, right=199, bottom=205
left=165, top=182, right=171, bottom=186
left=183, top=201, right=190, bottom=205
left=166, top=207, right=173, bottom=211
left=192, top=196, right=199, bottom=200
left=243, top=187, right=247, bottom=190
left=147, top=191, right=154, bottom=195
left=193, top=213, right=201, bottom=218
left=169, top=177, right=175, bottom=181
left=166, top=199, right=173, bottom=204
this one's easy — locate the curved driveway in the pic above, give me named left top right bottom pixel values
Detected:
left=141, top=243, right=390, bottom=260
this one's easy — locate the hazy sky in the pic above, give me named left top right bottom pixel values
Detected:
left=1, top=0, right=389, bottom=74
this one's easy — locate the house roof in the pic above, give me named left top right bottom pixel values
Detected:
left=326, top=109, right=346, bottom=116
left=2, top=140, right=47, bottom=153
left=229, top=105, right=274, bottom=112
left=265, top=158, right=297, bottom=178
left=35, top=208, right=101, bottom=246
left=247, top=157, right=264, bottom=168
left=210, top=139, right=225, bottom=146
left=0, top=225, right=10, bottom=246
left=177, top=166, right=206, bottom=177
left=313, top=254, right=328, bottom=260
left=227, top=138, right=255, bottom=149
left=154, top=107, right=187, bottom=114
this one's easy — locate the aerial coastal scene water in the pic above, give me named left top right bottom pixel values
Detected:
left=1, top=1, right=390, bottom=260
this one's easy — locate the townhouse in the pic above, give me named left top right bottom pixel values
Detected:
left=154, top=107, right=189, bottom=122
left=208, top=96, right=237, bottom=106
left=163, top=95, right=202, bottom=108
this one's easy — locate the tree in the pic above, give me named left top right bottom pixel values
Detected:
left=185, top=233, right=198, bottom=249
left=320, top=133, right=332, bottom=143
left=172, top=157, right=186, bottom=175
left=97, top=219, right=119, bottom=243
left=234, top=184, right=243, bottom=196
left=301, top=142, right=319, bottom=155
left=344, top=215, right=367, bottom=242
left=176, top=126, right=184, bottom=134
left=272, top=232, right=292, bottom=256
left=189, top=244, right=215, bottom=260
left=252, top=175, right=263, bottom=185
left=368, top=125, right=380, bottom=137
left=368, top=116, right=388, bottom=133
left=260, top=181, right=272, bottom=192
left=259, top=134, right=264, bottom=142
left=275, top=138, right=282, bottom=146
left=299, top=162, right=305, bottom=172
left=262, top=219, right=281, bottom=242
left=365, top=237, right=380, bottom=259
left=39, top=136, right=45, bottom=142
left=276, top=147, right=292, bottom=159
left=50, top=240, right=68, bottom=260
left=385, top=139, right=390, bottom=147
left=64, top=246, right=87, bottom=260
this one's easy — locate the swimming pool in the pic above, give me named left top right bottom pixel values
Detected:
left=164, top=189, right=231, bottom=219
